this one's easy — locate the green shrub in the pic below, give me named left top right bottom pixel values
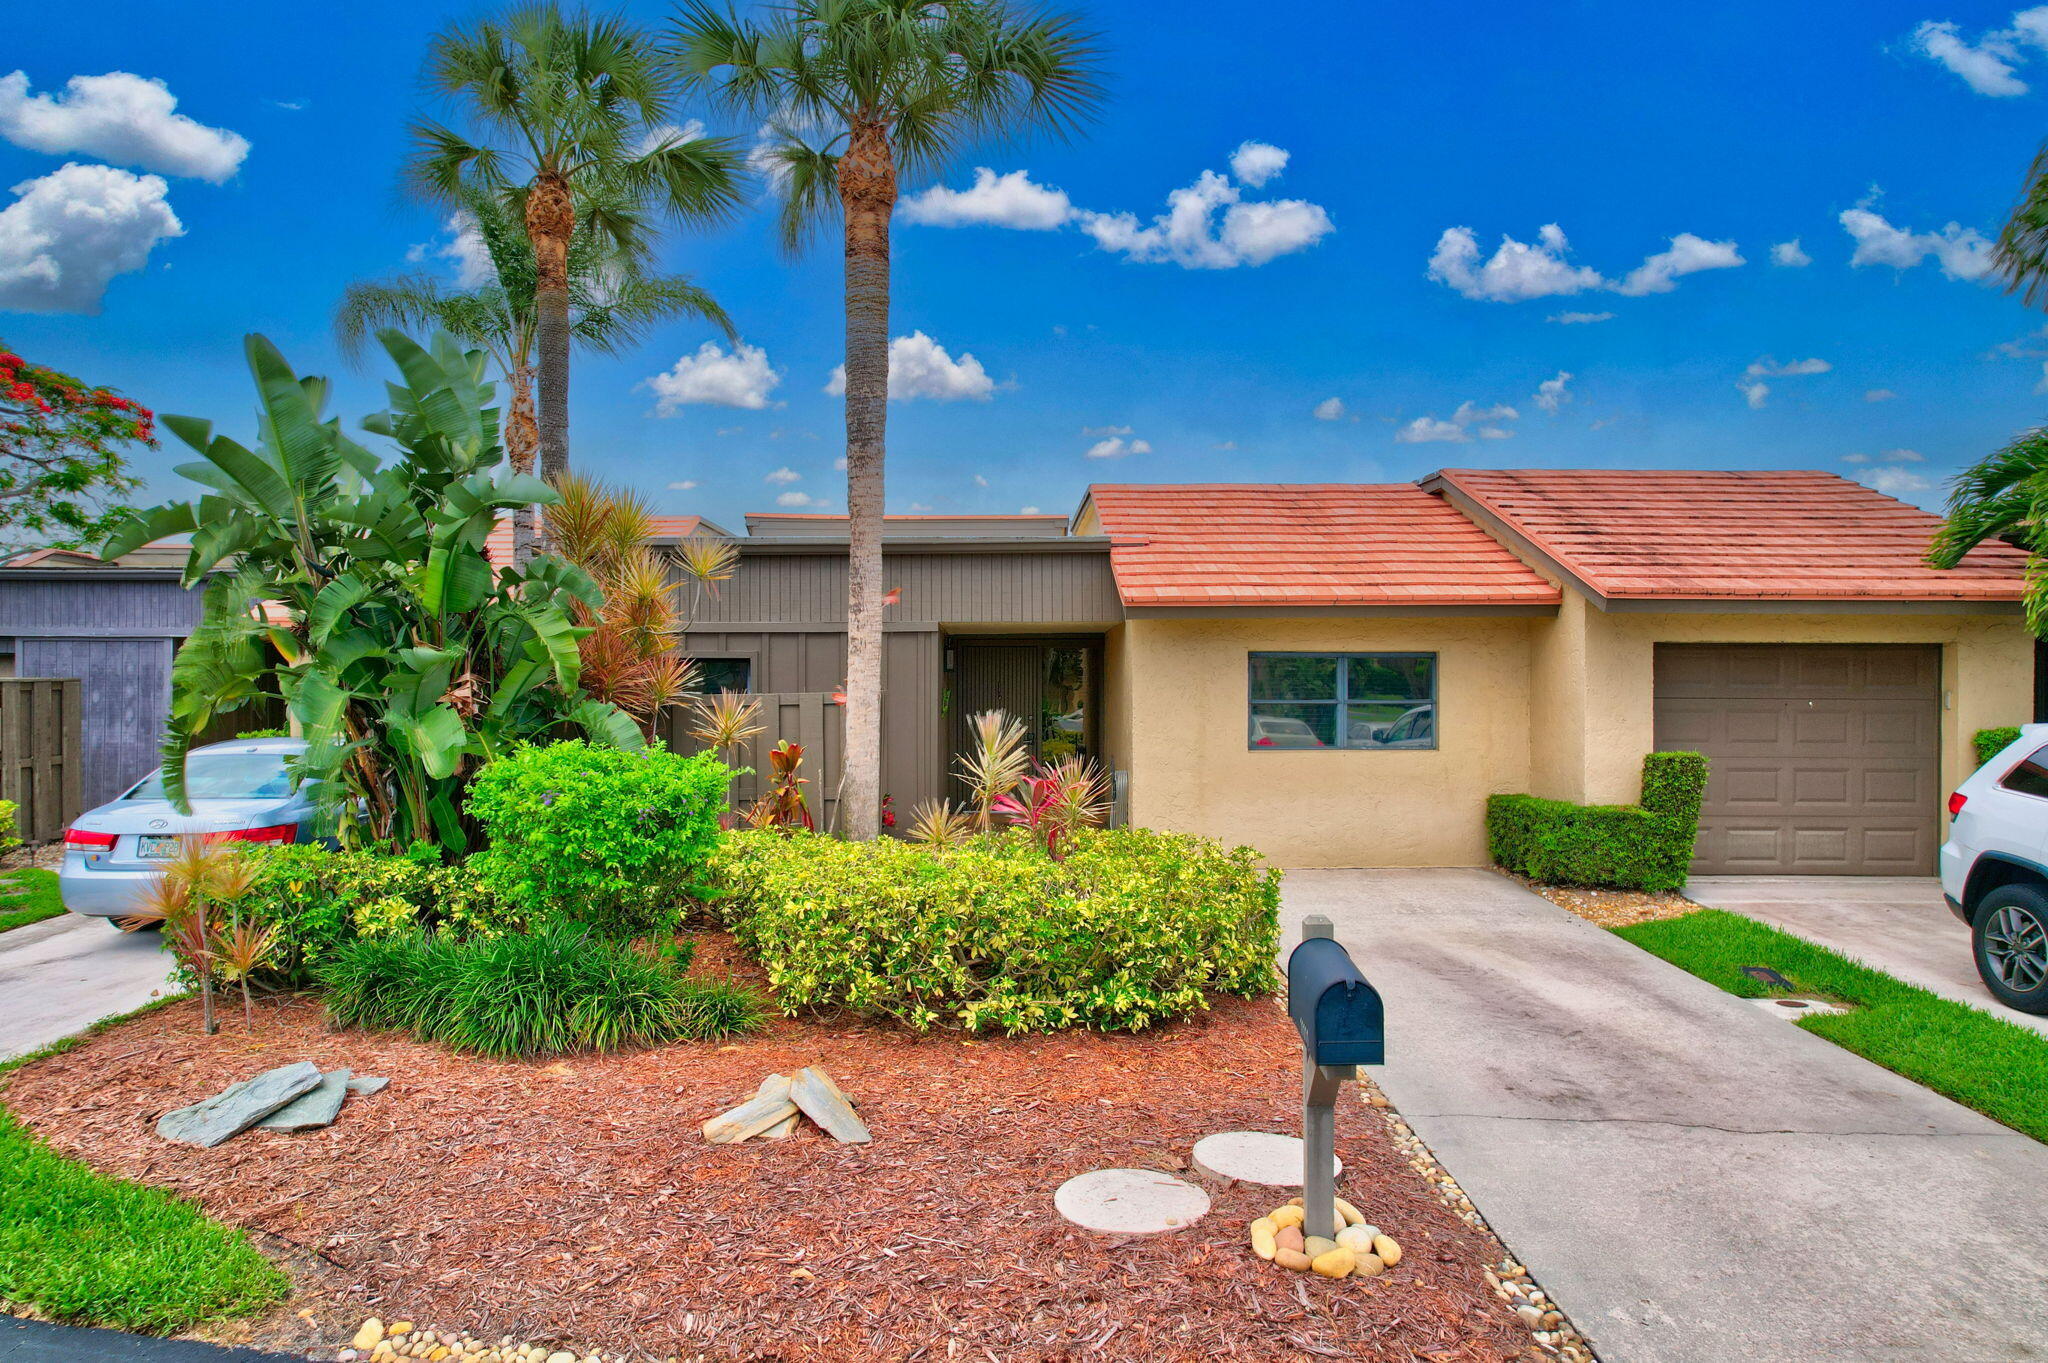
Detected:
left=712, top=827, right=1281, bottom=1034
left=0, top=798, right=19, bottom=857
left=1975, top=726, right=2024, bottom=767
left=236, top=846, right=515, bottom=984
left=1487, top=751, right=1709, bottom=892
left=467, top=740, right=732, bottom=936
left=0, top=1107, right=287, bottom=1332
left=317, top=925, right=760, bottom=1059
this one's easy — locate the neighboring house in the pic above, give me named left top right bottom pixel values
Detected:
left=683, top=471, right=2032, bottom=875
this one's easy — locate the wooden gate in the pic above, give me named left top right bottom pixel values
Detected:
left=0, top=678, right=83, bottom=843
left=665, top=692, right=845, bottom=830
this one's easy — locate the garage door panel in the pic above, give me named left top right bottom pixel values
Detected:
left=1653, top=644, right=1939, bottom=875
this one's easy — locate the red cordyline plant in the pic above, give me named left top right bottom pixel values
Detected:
left=744, top=739, right=815, bottom=833
left=989, top=756, right=1111, bottom=859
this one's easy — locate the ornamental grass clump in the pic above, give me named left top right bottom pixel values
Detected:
left=317, top=925, right=761, bottom=1060
left=712, top=828, right=1281, bottom=1034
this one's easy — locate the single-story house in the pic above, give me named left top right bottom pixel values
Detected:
left=680, top=469, right=2033, bottom=875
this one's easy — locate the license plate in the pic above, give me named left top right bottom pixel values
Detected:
left=135, top=835, right=179, bottom=860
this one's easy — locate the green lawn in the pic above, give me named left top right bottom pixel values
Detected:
left=1617, top=909, right=2048, bottom=1144
left=0, top=994, right=287, bottom=1333
left=0, top=867, right=63, bottom=933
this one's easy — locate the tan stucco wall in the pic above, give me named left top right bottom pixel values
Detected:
left=1108, top=600, right=2034, bottom=868
left=1114, top=615, right=1536, bottom=867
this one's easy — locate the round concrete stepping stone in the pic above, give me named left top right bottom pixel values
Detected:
left=1054, top=1168, right=1211, bottom=1234
left=1191, top=1131, right=1341, bottom=1187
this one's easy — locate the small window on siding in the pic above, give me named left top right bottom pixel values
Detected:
left=691, top=657, right=752, bottom=694
left=1248, top=653, right=1436, bottom=750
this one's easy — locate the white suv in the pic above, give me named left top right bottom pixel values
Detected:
left=1941, top=724, right=2048, bottom=1015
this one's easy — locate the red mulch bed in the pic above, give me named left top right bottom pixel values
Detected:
left=3, top=935, right=1531, bottom=1363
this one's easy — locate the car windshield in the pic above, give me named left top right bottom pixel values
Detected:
left=126, top=751, right=297, bottom=801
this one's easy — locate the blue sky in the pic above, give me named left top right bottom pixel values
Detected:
left=5, top=1, right=2048, bottom=529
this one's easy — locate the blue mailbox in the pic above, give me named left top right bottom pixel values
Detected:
left=1287, top=935, right=1385, bottom=1067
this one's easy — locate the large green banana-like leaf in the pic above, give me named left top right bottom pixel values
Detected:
left=246, top=335, right=343, bottom=498
left=499, top=599, right=589, bottom=690
left=417, top=543, right=494, bottom=619
left=568, top=698, right=647, bottom=751
left=193, top=432, right=297, bottom=523
left=388, top=701, right=470, bottom=780
left=514, top=553, right=603, bottom=612
left=395, top=644, right=463, bottom=673
left=101, top=503, right=199, bottom=562
left=308, top=573, right=375, bottom=644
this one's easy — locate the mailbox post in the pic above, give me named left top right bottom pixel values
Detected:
left=1286, top=915, right=1384, bottom=1243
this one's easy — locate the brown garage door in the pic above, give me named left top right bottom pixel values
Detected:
left=1652, top=644, right=1940, bottom=875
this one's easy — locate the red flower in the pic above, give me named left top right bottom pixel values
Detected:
left=8, top=381, right=34, bottom=402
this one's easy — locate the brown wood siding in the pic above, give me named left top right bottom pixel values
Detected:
left=679, top=549, right=1121, bottom=627
left=0, top=679, right=82, bottom=842
left=1653, top=643, right=1941, bottom=875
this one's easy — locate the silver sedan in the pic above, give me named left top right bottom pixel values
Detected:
left=60, top=737, right=319, bottom=920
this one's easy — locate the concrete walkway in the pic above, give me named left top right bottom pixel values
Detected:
left=0, top=1318, right=296, bottom=1362
left=1686, top=875, right=2048, bottom=1036
left=1283, top=869, right=2048, bottom=1363
left=0, top=913, right=179, bottom=1062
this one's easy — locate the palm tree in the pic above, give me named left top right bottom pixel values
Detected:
left=1996, top=145, right=2048, bottom=306
left=1928, top=427, right=2048, bottom=634
left=671, top=0, right=1104, bottom=839
left=336, top=187, right=733, bottom=564
left=410, top=3, right=746, bottom=516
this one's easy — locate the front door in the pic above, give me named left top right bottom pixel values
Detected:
left=948, top=638, right=1101, bottom=800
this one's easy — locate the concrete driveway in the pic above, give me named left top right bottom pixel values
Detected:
left=1686, top=875, right=2048, bottom=1036
left=0, top=913, right=180, bottom=1062
left=1284, top=868, right=2048, bottom=1363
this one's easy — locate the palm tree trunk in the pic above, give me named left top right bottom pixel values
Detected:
left=837, top=124, right=896, bottom=841
left=528, top=171, right=575, bottom=548
left=507, top=363, right=540, bottom=568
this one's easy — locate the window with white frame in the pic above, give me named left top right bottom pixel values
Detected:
left=1247, top=653, right=1436, bottom=750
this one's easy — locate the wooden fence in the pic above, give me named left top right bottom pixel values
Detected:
left=0, top=678, right=83, bottom=843
left=664, top=691, right=846, bottom=831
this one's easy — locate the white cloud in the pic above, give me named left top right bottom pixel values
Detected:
left=908, top=502, right=934, bottom=512
left=645, top=341, right=782, bottom=412
left=1615, top=233, right=1744, bottom=296
left=1427, top=223, right=1604, bottom=302
left=1228, top=140, right=1290, bottom=188
left=824, top=331, right=995, bottom=402
left=900, top=167, right=1074, bottom=229
left=1864, top=388, right=1899, bottom=402
left=1881, top=447, right=1925, bottom=462
left=1213, top=440, right=1238, bottom=450
left=1078, top=156, right=1332, bottom=269
left=1839, top=206, right=1995, bottom=281
left=1910, top=15, right=2044, bottom=96
left=408, top=212, right=493, bottom=288
left=667, top=479, right=698, bottom=490
left=1861, top=467, right=1935, bottom=500
left=1534, top=371, right=1573, bottom=414
left=1395, top=399, right=1522, bottom=444
left=1393, top=416, right=1471, bottom=444
left=1770, top=238, right=1812, bottom=267
left=1548, top=310, right=1614, bottom=324
left=2036, top=361, right=2048, bottom=393
left=775, top=490, right=824, bottom=508
left=764, top=466, right=800, bottom=485
left=1842, top=451, right=1870, bottom=464
left=973, top=474, right=990, bottom=487
left=1082, top=424, right=1133, bottom=436
left=638, top=119, right=704, bottom=154
left=1432, top=224, right=1745, bottom=302
left=1313, top=397, right=1347, bottom=421
left=1736, top=355, right=1831, bottom=408
left=1019, top=505, right=1042, bottom=514
left=0, top=71, right=249, bottom=182
left=0, top=163, right=182, bottom=314
left=1085, top=435, right=1152, bottom=459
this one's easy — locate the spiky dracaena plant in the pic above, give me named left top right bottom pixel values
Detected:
left=989, top=756, right=1110, bottom=859
left=904, top=797, right=974, bottom=847
left=958, top=709, right=1031, bottom=832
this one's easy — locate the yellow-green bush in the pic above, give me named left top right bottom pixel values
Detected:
left=237, top=846, right=516, bottom=984
left=0, top=798, right=20, bottom=857
left=712, top=828, right=1280, bottom=1033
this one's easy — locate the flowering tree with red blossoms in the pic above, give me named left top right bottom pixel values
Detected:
left=0, top=344, right=150, bottom=558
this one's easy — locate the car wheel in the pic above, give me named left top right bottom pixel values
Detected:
left=1974, top=884, right=2048, bottom=1014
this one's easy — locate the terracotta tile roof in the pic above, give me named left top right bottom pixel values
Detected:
left=1428, top=468, right=2027, bottom=602
left=483, top=514, right=705, bottom=568
left=1083, top=484, right=1563, bottom=609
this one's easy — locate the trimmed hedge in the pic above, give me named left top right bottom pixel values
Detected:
left=1487, top=751, right=1708, bottom=892
left=1975, top=726, right=2024, bottom=767
left=467, top=741, right=731, bottom=937
left=712, top=828, right=1281, bottom=1034
left=237, top=845, right=513, bottom=985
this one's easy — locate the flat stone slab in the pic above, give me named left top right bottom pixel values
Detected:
left=1054, top=1168, right=1210, bottom=1235
left=1191, top=1131, right=1341, bottom=1187
left=346, top=1075, right=389, bottom=1096
left=157, top=1061, right=321, bottom=1148
left=258, top=1068, right=351, bottom=1131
